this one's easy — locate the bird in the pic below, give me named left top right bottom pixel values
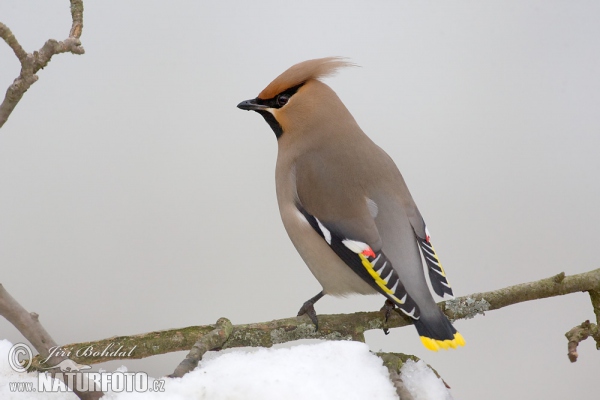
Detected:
left=237, top=57, right=464, bottom=351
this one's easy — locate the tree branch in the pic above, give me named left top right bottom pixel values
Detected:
left=564, top=289, right=600, bottom=362
left=441, top=271, right=598, bottom=318
left=169, top=317, right=233, bottom=378
left=0, top=284, right=63, bottom=367
left=23, top=268, right=600, bottom=368
left=589, top=289, right=600, bottom=327
left=565, top=320, right=599, bottom=362
left=0, top=0, right=85, bottom=129
left=0, top=23, right=27, bottom=61
left=0, top=284, right=103, bottom=399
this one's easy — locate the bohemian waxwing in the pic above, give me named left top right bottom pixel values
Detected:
left=237, top=57, right=464, bottom=351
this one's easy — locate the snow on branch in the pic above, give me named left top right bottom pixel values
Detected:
left=0, top=0, right=84, bottom=129
left=18, top=268, right=600, bottom=369
left=377, top=351, right=449, bottom=399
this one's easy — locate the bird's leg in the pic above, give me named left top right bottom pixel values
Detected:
left=380, top=299, right=395, bottom=335
left=297, top=291, right=325, bottom=330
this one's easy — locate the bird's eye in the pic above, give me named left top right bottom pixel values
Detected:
left=277, top=94, right=290, bottom=107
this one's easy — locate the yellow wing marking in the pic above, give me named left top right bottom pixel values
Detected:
left=428, top=242, right=448, bottom=278
left=359, top=254, right=404, bottom=304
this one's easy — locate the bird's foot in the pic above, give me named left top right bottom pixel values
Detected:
left=297, top=302, right=320, bottom=330
left=297, top=291, right=325, bottom=331
left=380, top=299, right=395, bottom=335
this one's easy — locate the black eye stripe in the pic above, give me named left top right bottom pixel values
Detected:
left=256, top=83, right=304, bottom=109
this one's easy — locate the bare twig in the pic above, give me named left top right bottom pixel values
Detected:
left=24, top=268, right=600, bottom=368
left=0, top=284, right=103, bottom=399
left=0, top=0, right=85, bottom=128
left=0, top=23, right=27, bottom=61
left=565, top=289, right=600, bottom=362
left=565, top=320, right=599, bottom=363
left=441, top=271, right=598, bottom=318
left=0, top=284, right=65, bottom=367
left=69, top=0, right=84, bottom=39
left=169, top=318, right=233, bottom=378
left=589, top=289, right=600, bottom=328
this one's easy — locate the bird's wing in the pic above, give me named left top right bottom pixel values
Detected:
left=296, top=203, right=421, bottom=320
left=414, top=223, right=454, bottom=298
left=292, top=147, right=422, bottom=318
left=401, top=194, right=454, bottom=299
left=365, top=148, right=454, bottom=299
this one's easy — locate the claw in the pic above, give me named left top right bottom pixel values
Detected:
left=298, top=302, right=320, bottom=330
left=380, top=299, right=395, bottom=335
left=297, top=291, right=324, bottom=331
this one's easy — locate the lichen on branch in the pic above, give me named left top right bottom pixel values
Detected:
left=21, top=268, right=600, bottom=368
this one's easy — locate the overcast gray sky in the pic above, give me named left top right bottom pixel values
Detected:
left=1, top=1, right=600, bottom=399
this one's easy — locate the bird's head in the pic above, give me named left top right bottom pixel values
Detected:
left=237, top=57, right=356, bottom=140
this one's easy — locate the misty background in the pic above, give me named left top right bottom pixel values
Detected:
left=1, top=1, right=599, bottom=398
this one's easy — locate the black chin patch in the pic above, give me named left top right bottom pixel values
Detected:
left=256, top=110, right=283, bottom=139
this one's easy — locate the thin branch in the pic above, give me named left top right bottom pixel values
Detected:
left=0, top=284, right=103, bottom=399
left=0, top=0, right=85, bottom=129
left=565, top=320, right=599, bottom=363
left=24, top=268, right=600, bottom=368
left=0, top=284, right=61, bottom=365
left=169, top=318, right=233, bottom=378
left=565, top=289, right=600, bottom=362
left=69, top=0, right=84, bottom=39
left=0, top=23, right=27, bottom=61
left=441, top=271, right=599, bottom=318
left=589, top=289, right=600, bottom=328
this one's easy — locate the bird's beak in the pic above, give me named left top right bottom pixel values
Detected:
left=237, top=98, right=269, bottom=111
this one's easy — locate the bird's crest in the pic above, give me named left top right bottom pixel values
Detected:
left=258, top=57, right=355, bottom=100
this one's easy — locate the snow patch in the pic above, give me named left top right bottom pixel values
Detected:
left=400, top=359, right=453, bottom=400
left=1, top=340, right=400, bottom=400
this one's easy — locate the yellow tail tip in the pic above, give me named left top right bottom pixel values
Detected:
left=420, top=333, right=465, bottom=351
left=420, top=336, right=440, bottom=351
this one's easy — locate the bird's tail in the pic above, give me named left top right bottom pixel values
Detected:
left=413, top=308, right=465, bottom=351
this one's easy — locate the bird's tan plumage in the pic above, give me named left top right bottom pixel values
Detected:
left=258, top=57, right=354, bottom=100
left=237, top=57, right=464, bottom=351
